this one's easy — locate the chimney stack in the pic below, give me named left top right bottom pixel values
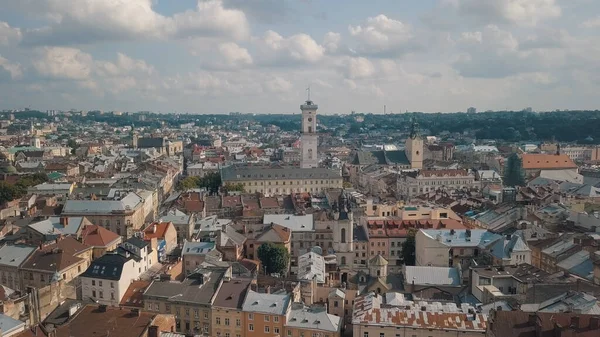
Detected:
left=153, top=224, right=157, bottom=234
left=148, top=325, right=161, bottom=337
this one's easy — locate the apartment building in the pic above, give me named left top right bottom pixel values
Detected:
left=415, top=229, right=504, bottom=268
left=0, top=245, right=37, bottom=291
left=80, top=224, right=122, bottom=259
left=144, top=266, right=229, bottom=334
left=80, top=237, right=156, bottom=306
left=160, top=209, right=195, bottom=242
left=62, top=192, right=148, bottom=238
left=211, top=278, right=252, bottom=337
left=20, top=237, right=92, bottom=289
left=397, top=169, right=477, bottom=200
left=221, top=165, right=343, bottom=197
left=352, top=292, right=487, bottom=337
left=182, top=241, right=221, bottom=275
left=242, top=290, right=291, bottom=337
left=285, top=303, right=341, bottom=337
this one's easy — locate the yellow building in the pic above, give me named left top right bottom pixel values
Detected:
left=20, top=237, right=92, bottom=289
left=221, top=165, right=343, bottom=197
left=211, top=278, right=252, bottom=337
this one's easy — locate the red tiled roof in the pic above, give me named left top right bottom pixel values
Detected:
left=143, top=222, right=173, bottom=240
left=120, top=280, right=151, bottom=308
left=53, top=305, right=156, bottom=337
left=521, top=153, right=577, bottom=170
left=81, top=224, right=121, bottom=247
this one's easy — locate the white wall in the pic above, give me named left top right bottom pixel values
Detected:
left=415, top=231, right=449, bottom=267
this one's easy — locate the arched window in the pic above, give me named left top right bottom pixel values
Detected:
left=377, top=270, right=381, bottom=276
left=341, top=228, right=346, bottom=243
left=341, top=256, right=346, bottom=265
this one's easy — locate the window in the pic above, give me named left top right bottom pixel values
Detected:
left=110, top=282, right=114, bottom=288
left=341, top=256, right=346, bottom=265
left=380, top=333, right=385, bottom=337
left=248, top=313, right=253, bottom=320
left=216, top=317, right=221, bottom=325
left=364, top=333, right=369, bottom=337
left=111, top=292, right=115, bottom=300
left=92, top=290, right=96, bottom=297
left=225, top=334, right=230, bottom=337
left=265, top=326, right=270, bottom=333
left=92, top=280, right=95, bottom=286
left=99, top=281, right=103, bottom=287
left=194, top=309, right=199, bottom=318
left=99, top=291, right=103, bottom=299
left=287, top=330, right=292, bottom=336
left=225, top=318, right=230, bottom=326
left=248, top=324, right=254, bottom=331
left=265, top=315, right=270, bottom=322
left=479, top=277, right=491, bottom=286
left=274, top=316, right=279, bottom=323
left=176, top=308, right=180, bottom=315
left=334, top=301, right=339, bottom=307
left=154, top=303, right=159, bottom=311
left=236, top=318, right=241, bottom=327
left=341, top=228, right=346, bottom=243
left=185, top=308, right=190, bottom=316
left=166, top=304, right=171, bottom=312
left=204, top=311, right=209, bottom=319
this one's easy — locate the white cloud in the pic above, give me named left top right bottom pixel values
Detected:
left=345, top=57, right=376, bottom=79
left=0, top=55, right=23, bottom=79
left=348, top=14, right=414, bottom=56
left=263, top=76, right=292, bottom=93
left=218, top=42, right=253, bottom=67
left=455, top=0, right=561, bottom=26
left=33, top=47, right=93, bottom=80
left=13, top=0, right=249, bottom=46
left=581, top=16, right=600, bottom=28
left=255, top=30, right=324, bottom=64
left=323, top=32, right=341, bottom=53
left=0, top=22, right=22, bottom=46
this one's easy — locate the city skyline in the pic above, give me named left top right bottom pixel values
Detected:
left=0, top=0, right=599, bottom=113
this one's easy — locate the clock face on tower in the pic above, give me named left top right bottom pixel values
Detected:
left=308, top=117, right=313, bottom=122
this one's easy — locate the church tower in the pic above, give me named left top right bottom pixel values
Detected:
left=300, top=95, right=318, bottom=169
left=405, top=114, right=423, bottom=169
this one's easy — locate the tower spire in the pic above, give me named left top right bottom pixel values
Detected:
left=410, top=113, right=420, bottom=139
left=306, top=86, right=311, bottom=102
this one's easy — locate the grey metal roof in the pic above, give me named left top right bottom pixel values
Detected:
left=63, top=193, right=143, bottom=214
left=28, top=216, right=85, bottom=237
left=182, top=241, right=216, bottom=256
left=404, top=266, right=461, bottom=286
left=0, top=245, right=36, bottom=268
left=143, top=268, right=225, bottom=305
left=221, top=164, right=341, bottom=181
left=263, top=214, right=314, bottom=232
left=297, top=252, right=325, bottom=283
left=420, top=229, right=503, bottom=248
left=160, top=209, right=192, bottom=225
left=0, top=313, right=25, bottom=335
left=80, top=253, right=129, bottom=281
left=286, top=305, right=341, bottom=333
left=242, top=290, right=290, bottom=315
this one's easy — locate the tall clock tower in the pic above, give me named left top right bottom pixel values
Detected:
left=300, top=99, right=318, bottom=168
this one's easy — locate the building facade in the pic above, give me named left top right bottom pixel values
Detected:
left=300, top=99, right=318, bottom=169
left=397, top=169, right=477, bottom=200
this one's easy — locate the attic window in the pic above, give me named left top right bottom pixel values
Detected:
left=270, top=303, right=277, bottom=307
left=253, top=301, right=259, bottom=305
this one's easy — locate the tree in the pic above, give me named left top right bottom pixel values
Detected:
left=198, top=172, right=222, bottom=194
left=176, top=176, right=200, bottom=191
left=503, top=153, right=525, bottom=187
left=257, top=242, right=290, bottom=275
left=400, top=230, right=416, bottom=266
left=223, top=183, right=244, bottom=192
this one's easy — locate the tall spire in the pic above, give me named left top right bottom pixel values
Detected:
left=409, top=113, right=420, bottom=139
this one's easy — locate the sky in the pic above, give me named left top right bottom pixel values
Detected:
left=0, top=0, right=599, bottom=114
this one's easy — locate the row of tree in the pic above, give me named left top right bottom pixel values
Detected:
left=0, top=173, right=49, bottom=205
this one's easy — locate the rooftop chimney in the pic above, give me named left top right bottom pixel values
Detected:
left=152, top=224, right=157, bottom=234
left=148, top=325, right=161, bottom=337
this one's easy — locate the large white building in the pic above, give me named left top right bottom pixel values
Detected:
left=80, top=237, right=156, bottom=306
